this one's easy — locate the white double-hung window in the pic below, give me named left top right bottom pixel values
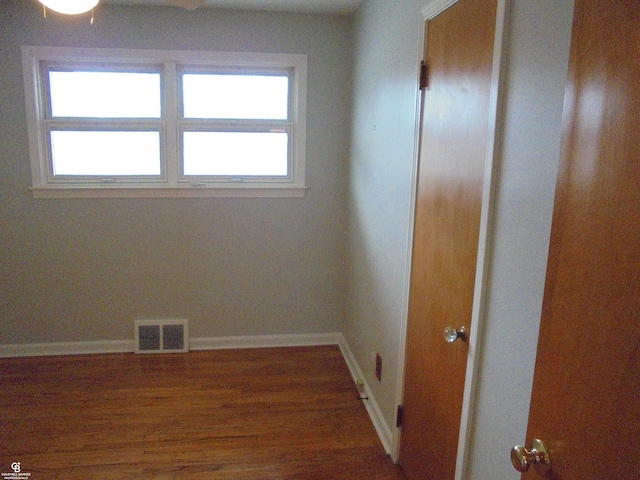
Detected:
left=22, top=47, right=307, bottom=198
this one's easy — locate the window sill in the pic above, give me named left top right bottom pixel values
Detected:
left=30, top=185, right=306, bottom=199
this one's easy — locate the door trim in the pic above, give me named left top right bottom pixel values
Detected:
left=393, top=1, right=511, bottom=477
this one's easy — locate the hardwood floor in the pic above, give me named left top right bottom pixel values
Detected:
left=0, top=345, right=407, bottom=479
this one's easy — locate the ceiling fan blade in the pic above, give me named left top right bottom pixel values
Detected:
left=166, top=0, right=205, bottom=10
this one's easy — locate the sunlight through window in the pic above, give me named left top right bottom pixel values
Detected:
left=183, top=74, right=288, bottom=120
left=49, top=71, right=161, bottom=118
left=183, top=131, right=288, bottom=176
left=51, top=131, right=161, bottom=176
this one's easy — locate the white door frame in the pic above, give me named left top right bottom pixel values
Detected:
left=392, top=1, right=511, bottom=478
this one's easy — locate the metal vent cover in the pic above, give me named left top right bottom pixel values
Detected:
left=134, top=319, right=189, bottom=354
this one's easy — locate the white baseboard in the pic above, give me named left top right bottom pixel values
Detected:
left=0, top=333, right=342, bottom=358
left=190, top=332, right=343, bottom=350
left=0, top=340, right=134, bottom=357
left=337, top=335, right=395, bottom=455
left=0, top=332, right=393, bottom=458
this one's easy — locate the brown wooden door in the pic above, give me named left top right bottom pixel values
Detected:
left=399, top=0, right=497, bottom=478
left=520, top=0, right=640, bottom=479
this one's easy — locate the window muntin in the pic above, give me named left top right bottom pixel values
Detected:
left=22, top=47, right=307, bottom=197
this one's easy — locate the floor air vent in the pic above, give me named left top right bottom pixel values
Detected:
left=134, top=319, right=189, bottom=354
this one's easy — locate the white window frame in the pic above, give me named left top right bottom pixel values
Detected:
left=21, top=46, right=307, bottom=198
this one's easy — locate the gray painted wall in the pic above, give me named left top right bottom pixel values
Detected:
left=346, top=0, right=423, bottom=432
left=0, top=1, right=352, bottom=344
left=468, top=1, right=574, bottom=477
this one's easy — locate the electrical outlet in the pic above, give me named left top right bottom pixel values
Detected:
left=375, top=353, right=382, bottom=381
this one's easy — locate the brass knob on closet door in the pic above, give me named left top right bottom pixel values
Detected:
left=511, top=439, right=551, bottom=475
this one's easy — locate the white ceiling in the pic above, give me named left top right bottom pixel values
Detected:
left=104, top=0, right=363, bottom=15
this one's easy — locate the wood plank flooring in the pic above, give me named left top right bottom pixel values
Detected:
left=0, top=345, right=407, bottom=479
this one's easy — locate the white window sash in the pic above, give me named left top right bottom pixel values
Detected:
left=22, top=46, right=307, bottom=198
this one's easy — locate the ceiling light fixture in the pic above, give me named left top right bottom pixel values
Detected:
left=38, top=0, right=99, bottom=15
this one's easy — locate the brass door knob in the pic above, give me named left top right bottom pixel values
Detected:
left=511, top=439, right=551, bottom=476
left=444, top=326, right=467, bottom=343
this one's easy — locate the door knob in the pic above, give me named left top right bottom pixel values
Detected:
left=444, top=326, right=467, bottom=343
left=511, top=439, right=551, bottom=476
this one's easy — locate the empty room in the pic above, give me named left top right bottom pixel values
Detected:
left=1, top=0, right=638, bottom=479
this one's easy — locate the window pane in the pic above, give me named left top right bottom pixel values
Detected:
left=183, top=132, right=288, bottom=176
left=49, top=71, right=161, bottom=118
left=50, top=131, right=161, bottom=176
left=183, top=74, right=288, bottom=119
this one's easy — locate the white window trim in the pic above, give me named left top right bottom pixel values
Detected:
left=21, top=46, right=307, bottom=198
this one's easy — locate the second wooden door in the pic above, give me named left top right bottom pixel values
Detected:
left=517, top=0, right=640, bottom=478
